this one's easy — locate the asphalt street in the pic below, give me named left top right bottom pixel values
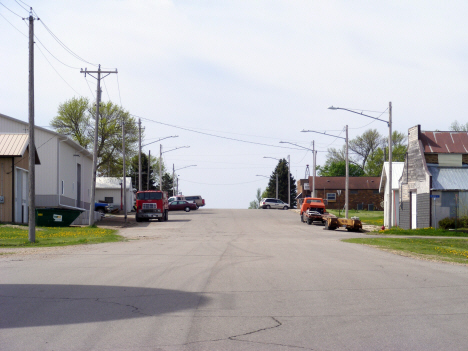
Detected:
left=1, top=209, right=468, bottom=350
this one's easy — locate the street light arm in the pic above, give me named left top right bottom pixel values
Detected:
left=142, top=135, right=178, bottom=147
left=162, top=145, right=190, bottom=154
left=301, top=129, right=346, bottom=140
left=279, top=141, right=314, bottom=152
left=328, top=106, right=388, bottom=125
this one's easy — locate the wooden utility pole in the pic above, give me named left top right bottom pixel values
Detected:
left=122, top=120, right=127, bottom=222
left=28, top=12, right=37, bottom=243
left=138, top=118, right=142, bottom=191
left=147, top=150, right=151, bottom=190
left=80, top=66, right=117, bottom=226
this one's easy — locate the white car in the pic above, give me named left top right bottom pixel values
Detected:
left=260, top=198, right=289, bottom=210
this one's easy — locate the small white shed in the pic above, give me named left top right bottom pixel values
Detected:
left=380, top=162, right=404, bottom=227
left=96, top=177, right=134, bottom=213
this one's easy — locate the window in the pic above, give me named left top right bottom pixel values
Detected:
left=105, top=197, right=114, bottom=203
left=373, top=190, right=380, bottom=194
left=61, top=180, right=64, bottom=195
left=350, top=190, right=358, bottom=194
left=137, top=192, right=163, bottom=200
left=306, top=199, right=322, bottom=203
left=326, top=193, right=336, bottom=202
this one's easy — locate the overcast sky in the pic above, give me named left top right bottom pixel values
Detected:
left=1, top=1, right=467, bottom=208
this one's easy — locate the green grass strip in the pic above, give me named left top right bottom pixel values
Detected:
left=0, top=226, right=123, bottom=247
left=376, top=227, right=468, bottom=237
left=343, top=237, right=468, bottom=264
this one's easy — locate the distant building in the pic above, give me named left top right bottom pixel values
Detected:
left=297, top=176, right=383, bottom=211
left=96, top=177, right=134, bottom=213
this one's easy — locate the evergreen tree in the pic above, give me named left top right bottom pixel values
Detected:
left=264, top=159, right=297, bottom=207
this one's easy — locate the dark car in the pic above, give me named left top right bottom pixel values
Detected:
left=168, top=200, right=198, bottom=212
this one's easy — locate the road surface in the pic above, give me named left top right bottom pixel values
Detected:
left=1, top=209, right=468, bottom=350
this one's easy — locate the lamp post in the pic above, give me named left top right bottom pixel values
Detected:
left=301, top=128, right=349, bottom=219
left=141, top=135, right=178, bottom=191
left=328, top=103, right=392, bottom=228
left=261, top=156, right=282, bottom=201
left=159, top=146, right=190, bottom=190
left=279, top=142, right=315, bottom=205
left=173, top=165, right=197, bottom=196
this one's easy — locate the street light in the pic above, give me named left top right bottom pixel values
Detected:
left=263, top=156, right=290, bottom=204
left=279, top=141, right=315, bottom=202
left=329, top=103, right=392, bottom=228
left=139, top=135, right=178, bottom=191
left=173, top=164, right=196, bottom=196
left=160, top=145, right=190, bottom=190
left=301, top=128, right=349, bottom=219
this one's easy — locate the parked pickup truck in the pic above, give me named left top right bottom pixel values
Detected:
left=95, top=202, right=110, bottom=216
left=300, top=197, right=326, bottom=223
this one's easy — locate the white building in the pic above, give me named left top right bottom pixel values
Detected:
left=0, top=113, right=94, bottom=213
left=379, top=162, right=404, bottom=227
left=96, top=177, right=134, bottom=213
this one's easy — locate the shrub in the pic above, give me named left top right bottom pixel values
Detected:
left=439, top=217, right=455, bottom=229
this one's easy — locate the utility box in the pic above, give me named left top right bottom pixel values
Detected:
left=35, top=208, right=83, bottom=227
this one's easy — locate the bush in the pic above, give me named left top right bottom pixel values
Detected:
left=439, top=216, right=468, bottom=229
left=439, top=217, right=455, bottom=229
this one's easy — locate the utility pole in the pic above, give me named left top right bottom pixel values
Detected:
left=312, top=141, right=316, bottom=198
left=172, top=164, right=175, bottom=196
left=28, top=10, right=37, bottom=243
left=288, top=155, right=290, bottom=206
left=138, top=118, right=141, bottom=191
left=345, top=125, right=349, bottom=219
left=276, top=173, right=278, bottom=199
left=147, top=150, right=151, bottom=190
left=122, top=120, right=127, bottom=222
left=80, top=65, right=117, bottom=226
left=159, top=144, right=163, bottom=191
left=388, top=102, right=392, bottom=228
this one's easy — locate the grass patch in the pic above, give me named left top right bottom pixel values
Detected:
left=376, top=227, right=468, bottom=237
left=327, top=209, right=384, bottom=226
left=343, top=237, right=468, bottom=264
left=0, top=226, right=123, bottom=247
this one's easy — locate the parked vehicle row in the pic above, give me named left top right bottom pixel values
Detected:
left=135, top=191, right=205, bottom=222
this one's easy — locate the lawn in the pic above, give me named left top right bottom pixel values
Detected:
left=343, top=237, right=468, bottom=264
left=327, top=209, right=384, bottom=226
left=377, top=227, right=468, bottom=237
left=0, top=225, right=123, bottom=247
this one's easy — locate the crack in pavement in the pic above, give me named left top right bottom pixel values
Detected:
left=228, top=316, right=313, bottom=350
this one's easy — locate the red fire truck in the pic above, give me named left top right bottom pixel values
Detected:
left=135, top=190, right=169, bottom=222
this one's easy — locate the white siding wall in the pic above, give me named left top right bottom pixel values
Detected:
left=96, top=188, right=134, bottom=212
left=1, top=114, right=93, bottom=208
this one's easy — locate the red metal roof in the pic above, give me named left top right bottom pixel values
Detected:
left=421, top=131, right=468, bottom=154
left=310, top=177, right=381, bottom=190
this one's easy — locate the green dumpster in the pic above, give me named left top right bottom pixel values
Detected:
left=35, top=208, right=84, bottom=227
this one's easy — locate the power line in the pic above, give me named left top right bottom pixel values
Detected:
left=38, top=19, right=98, bottom=66
left=116, top=74, right=123, bottom=106
left=0, top=11, right=27, bottom=37
left=135, top=115, right=305, bottom=151
left=14, top=0, right=28, bottom=11
left=35, top=43, right=83, bottom=96
left=0, top=2, right=22, bottom=17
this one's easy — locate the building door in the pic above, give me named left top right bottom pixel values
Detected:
left=15, top=169, right=28, bottom=223
left=76, top=163, right=81, bottom=208
left=411, top=192, right=417, bottom=229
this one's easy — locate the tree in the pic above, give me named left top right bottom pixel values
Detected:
left=450, top=120, right=468, bottom=131
left=348, top=129, right=383, bottom=170
left=51, top=97, right=91, bottom=148
left=51, top=97, right=140, bottom=176
left=364, top=131, right=408, bottom=176
left=248, top=188, right=262, bottom=209
left=264, top=159, right=297, bottom=207
left=317, top=160, right=365, bottom=177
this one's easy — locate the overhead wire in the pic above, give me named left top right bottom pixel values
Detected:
left=135, top=115, right=306, bottom=151
left=0, top=11, right=27, bottom=37
left=0, top=2, right=23, bottom=17
left=14, top=0, right=28, bottom=11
